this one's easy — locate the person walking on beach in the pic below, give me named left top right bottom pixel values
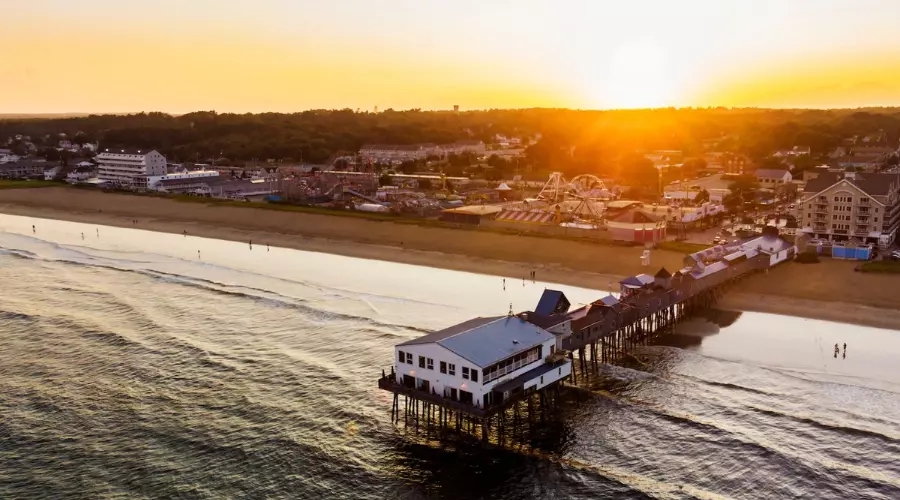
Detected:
left=249, top=240, right=253, bottom=250
left=502, top=278, right=506, bottom=290
left=183, top=230, right=187, bottom=237
left=32, top=225, right=35, bottom=233
left=267, top=243, right=269, bottom=252
left=198, top=250, right=201, bottom=259
left=81, top=232, right=84, bottom=240
left=96, top=228, right=99, bottom=238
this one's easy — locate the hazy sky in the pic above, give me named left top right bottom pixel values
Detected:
left=5, top=0, right=900, bottom=113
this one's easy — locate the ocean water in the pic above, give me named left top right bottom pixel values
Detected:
left=1, top=214, right=899, bottom=499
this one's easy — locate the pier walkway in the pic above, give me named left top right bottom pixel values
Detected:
left=377, top=231, right=797, bottom=443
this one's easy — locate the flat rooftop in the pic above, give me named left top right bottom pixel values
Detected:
left=442, top=205, right=503, bottom=216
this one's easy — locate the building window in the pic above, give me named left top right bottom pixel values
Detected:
left=440, top=361, right=447, bottom=374
left=398, top=350, right=405, bottom=363
left=540, top=376, right=544, bottom=384
left=471, top=370, right=478, bottom=382
left=406, top=352, right=412, bottom=364
left=419, top=356, right=425, bottom=368
left=462, top=367, right=470, bottom=380
left=448, top=363, right=456, bottom=376
left=427, top=358, right=434, bottom=370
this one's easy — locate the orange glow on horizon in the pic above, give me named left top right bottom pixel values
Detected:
left=4, top=1, right=900, bottom=113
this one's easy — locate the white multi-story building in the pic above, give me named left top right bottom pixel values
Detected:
left=96, top=149, right=166, bottom=186
left=393, top=315, right=571, bottom=408
left=799, top=171, right=900, bottom=247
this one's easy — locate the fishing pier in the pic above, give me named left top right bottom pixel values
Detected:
left=378, top=230, right=797, bottom=444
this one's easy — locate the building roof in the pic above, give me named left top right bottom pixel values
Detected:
left=804, top=172, right=899, bottom=197
left=605, top=200, right=643, bottom=210
left=441, top=205, right=503, bottom=216
left=535, top=289, right=570, bottom=316
left=97, top=148, right=159, bottom=156
left=399, top=316, right=554, bottom=368
left=598, top=294, right=619, bottom=306
left=756, top=169, right=790, bottom=179
left=619, top=273, right=655, bottom=288
left=691, top=260, right=728, bottom=279
left=654, top=267, right=672, bottom=278
left=737, top=234, right=794, bottom=255
left=802, top=172, right=844, bottom=193
left=495, top=210, right=554, bottom=224
left=610, top=210, right=659, bottom=224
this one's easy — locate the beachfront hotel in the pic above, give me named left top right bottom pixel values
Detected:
left=96, top=149, right=167, bottom=186
left=393, top=315, right=571, bottom=408
left=798, top=171, right=900, bottom=247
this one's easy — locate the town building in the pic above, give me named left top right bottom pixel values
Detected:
left=755, top=169, right=792, bottom=186
left=359, top=144, right=430, bottom=162
left=359, top=141, right=486, bottom=162
left=43, top=165, right=62, bottom=180
left=133, top=170, right=220, bottom=192
left=67, top=165, right=96, bottom=183
left=606, top=210, right=667, bottom=243
left=392, top=315, right=571, bottom=408
left=95, top=149, right=167, bottom=186
left=704, top=152, right=753, bottom=174
left=798, top=171, right=900, bottom=247
left=442, top=140, right=486, bottom=156
left=0, top=160, right=54, bottom=179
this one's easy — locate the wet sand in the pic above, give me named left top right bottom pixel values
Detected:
left=1, top=187, right=898, bottom=330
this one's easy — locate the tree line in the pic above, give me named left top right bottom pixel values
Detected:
left=3, top=107, right=899, bottom=177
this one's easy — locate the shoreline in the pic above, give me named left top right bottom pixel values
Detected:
left=1, top=187, right=899, bottom=331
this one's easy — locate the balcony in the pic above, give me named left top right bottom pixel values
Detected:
left=814, top=204, right=829, bottom=214
left=813, top=223, right=827, bottom=231
left=833, top=228, right=848, bottom=235
left=855, top=229, right=870, bottom=236
left=858, top=198, right=871, bottom=205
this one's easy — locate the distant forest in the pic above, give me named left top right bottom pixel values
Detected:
left=3, top=108, right=900, bottom=176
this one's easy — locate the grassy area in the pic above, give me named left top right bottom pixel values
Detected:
left=0, top=179, right=60, bottom=189
left=859, top=260, right=900, bottom=274
left=657, top=241, right=708, bottom=254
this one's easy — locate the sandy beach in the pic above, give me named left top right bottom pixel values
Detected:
left=1, top=186, right=898, bottom=330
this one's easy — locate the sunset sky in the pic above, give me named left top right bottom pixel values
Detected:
left=4, top=0, right=900, bottom=113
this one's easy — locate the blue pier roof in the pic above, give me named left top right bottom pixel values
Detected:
left=399, top=316, right=554, bottom=368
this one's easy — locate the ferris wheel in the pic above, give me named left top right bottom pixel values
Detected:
left=569, top=174, right=609, bottom=199
left=534, top=172, right=606, bottom=221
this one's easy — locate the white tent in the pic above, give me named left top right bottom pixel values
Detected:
left=495, top=183, right=512, bottom=191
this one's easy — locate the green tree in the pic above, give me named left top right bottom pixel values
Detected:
left=695, top=188, right=710, bottom=204
left=681, top=157, right=707, bottom=179
left=618, top=154, right=659, bottom=194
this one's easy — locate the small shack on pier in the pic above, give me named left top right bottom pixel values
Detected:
left=619, top=273, right=655, bottom=297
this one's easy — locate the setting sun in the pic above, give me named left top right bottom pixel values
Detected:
left=595, top=40, right=677, bottom=109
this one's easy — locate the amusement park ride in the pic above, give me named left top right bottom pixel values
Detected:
left=531, top=172, right=610, bottom=222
